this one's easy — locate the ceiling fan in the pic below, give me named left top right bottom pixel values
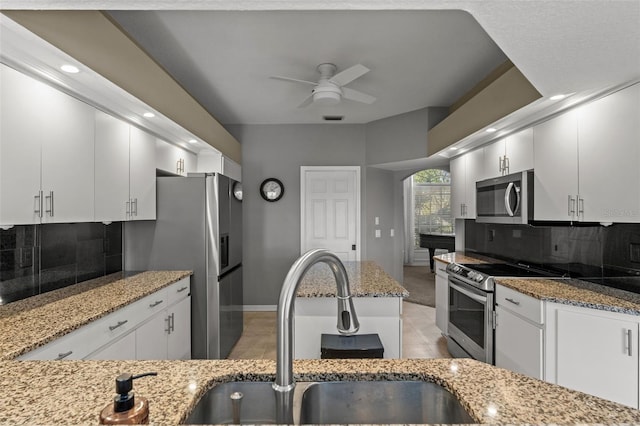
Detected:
left=271, top=63, right=376, bottom=108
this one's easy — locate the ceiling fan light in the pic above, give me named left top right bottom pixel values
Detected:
left=313, top=90, right=341, bottom=105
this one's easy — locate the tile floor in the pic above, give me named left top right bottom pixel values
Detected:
left=227, top=301, right=451, bottom=360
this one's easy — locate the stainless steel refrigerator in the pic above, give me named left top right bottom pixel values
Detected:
left=124, top=173, right=243, bottom=359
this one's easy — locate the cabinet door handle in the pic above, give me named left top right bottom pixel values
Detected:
left=568, top=195, right=576, bottom=217
left=108, top=320, right=128, bottom=331
left=45, top=191, right=54, bottom=217
left=627, top=329, right=633, bottom=357
left=170, top=312, right=175, bottom=332
left=505, top=297, right=520, bottom=306
left=55, top=350, right=72, bottom=360
left=498, top=156, right=503, bottom=173
left=149, top=300, right=163, bottom=308
left=132, top=198, right=138, bottom=216
left=34, top=191, right=43, bottom=218
left=126, top=200, right=131, bottom=217
left=504, top=156, right=509, bottom=174
left=165, top=316, right=171, bottom=334
left=578, top=196, right=584, bottom=217
left=177, top=286, right=188, bottom=293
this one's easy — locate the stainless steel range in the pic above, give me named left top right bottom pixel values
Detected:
left=445, top=262, right=561, bottom=364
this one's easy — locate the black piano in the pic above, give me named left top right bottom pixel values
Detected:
left=419, top=233, right=455, bottom=272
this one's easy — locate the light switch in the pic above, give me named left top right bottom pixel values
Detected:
left=390, top=229, right=394, bottom=237
left=375, top=217, right=380, bottom=225
left=375, top=229, right=381, bottom=238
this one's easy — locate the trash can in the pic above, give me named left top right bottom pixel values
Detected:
left=320, top=333, right=384, bottom=359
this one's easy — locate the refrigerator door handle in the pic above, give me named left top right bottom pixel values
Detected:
left=220, top=234, right=229, bottom=269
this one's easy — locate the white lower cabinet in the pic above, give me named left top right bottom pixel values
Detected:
left=136, top=295, right=191, bottom=360
left=494, top=284, right=544, bottom=380
left=434, top=260, right=448, bottom=334
left=546, top=302, right=638, bottom=408
left=294, top=297, right=402, bottom=359
left=89, top=332, right=137, bottom=360
left=495, top=305, right=543, bottom=379
left=19, top=278, right=191, bottom=361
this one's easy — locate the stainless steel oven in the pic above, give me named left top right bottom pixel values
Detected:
left=446, top=265, right=494, bottom=364
left=445, top=261, right=562, bottom=364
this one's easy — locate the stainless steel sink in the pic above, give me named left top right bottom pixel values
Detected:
left=185, top=380, right=475, bottom=424
left=298, top=380, right=475, bottom=424
left=185, top=382, right=279, bottom=424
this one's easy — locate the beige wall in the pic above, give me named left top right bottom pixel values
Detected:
left=3, top=10, right=241, bottom=163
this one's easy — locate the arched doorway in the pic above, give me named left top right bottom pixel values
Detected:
left=404, top=168, right=453, bottom=266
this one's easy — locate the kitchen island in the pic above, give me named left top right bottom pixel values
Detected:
left=294, top=261, right=408, bottom=358
left=1, top=357, right=639, bottom=425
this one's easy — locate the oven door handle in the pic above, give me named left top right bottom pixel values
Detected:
left=448, top=279, right=487, bottom=304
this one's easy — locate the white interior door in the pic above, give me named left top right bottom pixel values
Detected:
left=301, top=166, right=360, bottom=261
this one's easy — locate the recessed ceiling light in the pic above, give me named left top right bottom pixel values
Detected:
left=143, top=112, right=155, bottom=118
left=188, top=139, right=198, bottom=144
left=486, top=127, right=497, bottom=133
left=60, top=64, right=79, bottom=74
left=550, top=94, right=567, bottom=101
left=449, top=146, right=458, bottom=151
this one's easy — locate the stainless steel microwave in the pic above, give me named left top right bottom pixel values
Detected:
left=476, top=170, right=533, bottom=224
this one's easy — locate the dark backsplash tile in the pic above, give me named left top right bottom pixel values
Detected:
left=0, top=222, right=122, bottom=305
left=465, top=220, right=640, bottom=280
left=40, top=223, right=77, bottom=270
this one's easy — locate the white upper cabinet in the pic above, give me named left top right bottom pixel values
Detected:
left=156, top=139, right=196, bottom=176
left=577, top=83, right=640, bottom=222
left=39, top=82, right=95, bottom=224
left=533, top=110, right=579, bottom=221
left=0, top=64, right=94, bottom=226
left=482, top=128, right=533, bottom=180
left=534, top=83, right=640, bottom=222
left=95, top=112, right=156, bottom=222
left=451, top=148, right=483, bottom=219
left=129, top=127, right=156, bottom=220
left=95, top=111, right=130, bottom=222
left=505, top=128, right=534, bottom=175
left=0, top=64, right=43, bottom=226
left=482, top=138, right=506, bottom=180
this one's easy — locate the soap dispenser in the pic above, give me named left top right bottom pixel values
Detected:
left=99, top=372, right=157, bottom=425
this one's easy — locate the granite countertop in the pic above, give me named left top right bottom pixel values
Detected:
left=434, top=252, right=640, bottom=316
left=295, top=260, right=408, bottom=298
left=1, top=357, right=639, bottom=425
left=0, top=270, right=192, bottom=360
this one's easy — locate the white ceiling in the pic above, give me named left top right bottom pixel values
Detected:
left=108, top=9, right=508, bottom=125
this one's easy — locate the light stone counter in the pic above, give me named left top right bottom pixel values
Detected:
left=0, top=270, right=192, bottom=360
left=1, top=357, right=639, bottom=425
left=295, top=260, right=408, bottom=298
left=434, top=252, right=640, bottom=315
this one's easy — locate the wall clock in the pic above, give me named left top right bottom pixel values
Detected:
left=260, top=178, right=284, bottom=202
left=232, top=181, right=243, bottom=201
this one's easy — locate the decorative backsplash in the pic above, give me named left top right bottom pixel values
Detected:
left=0, top=223, right=122, bottom=305
left=464, top=220, right=640, bottom=288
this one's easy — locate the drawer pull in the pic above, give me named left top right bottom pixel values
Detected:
left=505, top=297, right=520, bottom=306
left=149, top=300, right=163, bottom=308
left=109, top=320, right=128, bottom=331
left=55, top=350, right=72, bottom=360
left=177, top=286, right=188, bottom=293
left=628, top=329, right=633, bottom=357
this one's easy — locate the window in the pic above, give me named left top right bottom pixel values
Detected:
left=412, top=169, right=453, bottom=248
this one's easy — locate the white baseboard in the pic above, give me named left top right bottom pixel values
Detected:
left=243, top=305, right=277, bottom=312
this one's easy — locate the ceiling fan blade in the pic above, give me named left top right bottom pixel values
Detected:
left=270, top=75, right=317, bottom=86
left=297, top=93, right=314, bottom=108
left=342, top=87, right=376, bottom=104
left=329, top=64, right=370, bottom=87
